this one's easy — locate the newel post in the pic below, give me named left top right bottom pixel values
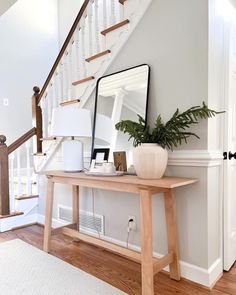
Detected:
left=32, top=86, right=43, bottom=153
left=0, top=135, right=10, bottom=215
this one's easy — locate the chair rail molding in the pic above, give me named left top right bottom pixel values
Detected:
left=168, top=150, right=223, bottom=167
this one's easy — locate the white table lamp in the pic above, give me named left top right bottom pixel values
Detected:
left=51, top=107, right=92, bottom=172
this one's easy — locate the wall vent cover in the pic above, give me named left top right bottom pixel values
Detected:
left=58, top=205, right=104, bottom=235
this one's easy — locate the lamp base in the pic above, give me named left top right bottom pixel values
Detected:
left=62, top=139, right=83, bottom=172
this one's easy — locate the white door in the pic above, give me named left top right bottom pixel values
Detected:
left=223, top=21, right=236, bottom=270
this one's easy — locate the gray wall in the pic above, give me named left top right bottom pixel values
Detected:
left=107, top=0, right=209, bottom=150
left=39, top=0, right=219, bottom=272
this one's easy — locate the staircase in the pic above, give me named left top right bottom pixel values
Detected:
left=0, top=0, right=152, bottom=231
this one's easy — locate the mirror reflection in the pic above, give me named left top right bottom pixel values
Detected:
left=92, top=64, right=150, bottom=170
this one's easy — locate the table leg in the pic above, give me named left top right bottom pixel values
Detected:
left=72, top=185, right=79, bottom=229
left=140, top=189, right=154, bottom=295
left=164, top=189, right=180, bottom=280
left=43, top=178, right=54, bottom=253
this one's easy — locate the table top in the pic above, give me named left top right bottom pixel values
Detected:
left=39, top=170, right=197, bottom=189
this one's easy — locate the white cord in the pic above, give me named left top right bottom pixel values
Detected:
left=126, top=221, right=131, bottom=248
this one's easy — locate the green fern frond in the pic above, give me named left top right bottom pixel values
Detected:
left=115, top=102, right=224, bottom=150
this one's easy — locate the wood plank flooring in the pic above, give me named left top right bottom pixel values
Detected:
left=0, top=225, right=233, bottom=294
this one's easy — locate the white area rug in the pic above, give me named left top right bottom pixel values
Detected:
left=0, top=239, right=127, bottom=295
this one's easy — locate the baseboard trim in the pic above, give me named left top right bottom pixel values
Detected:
left=37, top=214, right=70, bottom=228
left=0, top=213, right=38, bottom=232
left=37, top=214, right=222, bottom=287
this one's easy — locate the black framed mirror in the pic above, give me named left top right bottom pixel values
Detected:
left=91, top=64, right=150, bottom=170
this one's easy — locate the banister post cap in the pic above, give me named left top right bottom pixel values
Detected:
left=0, top=135, right=7, bottom=146
left=33, top=86, right=40, bottom=95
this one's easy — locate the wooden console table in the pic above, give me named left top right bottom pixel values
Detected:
left=40, top=170, right=197, bottom=295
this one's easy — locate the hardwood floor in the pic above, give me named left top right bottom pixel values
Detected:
left=0, top=224, right=233, bottom=295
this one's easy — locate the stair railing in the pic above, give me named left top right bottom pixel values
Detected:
left=32, top=0, right=90, bottom=150
left=0, top=128, right=36, bottom=215
left=32, top=0, right=124, bottom=147
left=0, top=0, right=127, bottom=215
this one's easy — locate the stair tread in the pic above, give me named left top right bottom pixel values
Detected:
left=85, top=50, right=111, bottom=62
left=0, top=212, right=24, bottom=219
left=15, top=195, right=39, bottom=200
left=60, top=99, right=81, bottom=106
left=101, top=19, right=130, bottom=36
left=40, top=136, right=57, bottom=141
left=72, top=76, right=95, bottom=86
left=33, top=153, right=46, bottom=156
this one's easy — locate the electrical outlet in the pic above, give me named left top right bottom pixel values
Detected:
left=128, top=215, right=136, bottom=231
left=3, top=98, right=9, bottom=106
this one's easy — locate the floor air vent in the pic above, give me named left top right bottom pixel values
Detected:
left=58, top=205, right=104, bottom=235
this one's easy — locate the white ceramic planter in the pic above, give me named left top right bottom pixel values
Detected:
left=133, top=143, right=168, bottom=179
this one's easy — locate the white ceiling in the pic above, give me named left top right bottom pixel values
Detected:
left=0, top=0, right=17, bottom=17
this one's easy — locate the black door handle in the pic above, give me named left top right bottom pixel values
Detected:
left=229, top=151, right=236, bottom=160
left=223, top=152, right=228, bottom=160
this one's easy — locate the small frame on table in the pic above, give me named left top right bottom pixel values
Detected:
left=92, top=148, right=110, bottom=165
left=113, top=151, right=127, bottom=171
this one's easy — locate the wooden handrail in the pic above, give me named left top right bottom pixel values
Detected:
left=0, top=135, right=9, bottom=215
left=32, top=86, right=42, bottom=153
left=36, top=0, right=90, bottom=105
left=8, top=127, right=37, bottom=155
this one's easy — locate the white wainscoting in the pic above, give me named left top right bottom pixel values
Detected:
left=168, top=150, right=223, bottom=167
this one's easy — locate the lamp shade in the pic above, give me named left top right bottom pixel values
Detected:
left=50, top=107, right=92, bottom=137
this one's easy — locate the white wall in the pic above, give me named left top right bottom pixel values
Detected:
left=58, top=0, right=82, bottom=48
left=0, top=0, right=59, bottom=144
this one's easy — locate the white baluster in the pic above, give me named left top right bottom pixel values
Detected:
left=9, top=153, right=15, bottom=212
left=103, top=0, right=108, bottom=29
left=119, top=0, right=124, bottom=21
left=94, top=0, right=101, bottom=53
left=74, top=28, right=81, bottom=81
left=67, top=42, right=73, bottom=98
left=40, top=97, right=47, bottom=137
left=51, top=77, right=57, bottom=109
left=110, top=0, right=116, bottom=26
left=54, top=72, right=60, bottom=106
left=25, top=141, right=32, bottom=195
left=63, top=55, right=69, bottom=100
left=81, top=17, right=87, bottom=77
left=59, top=62, right=64, bottom=102
left=47, top=85, right=52, bottom=132
left=16, top=148, right=22, bottom=197
left=88, top=1, right=93, bottom=57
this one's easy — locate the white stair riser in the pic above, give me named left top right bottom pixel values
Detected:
left=15, top=198, right=38, bottom=214
left=0, top=214, right=38, bottom=232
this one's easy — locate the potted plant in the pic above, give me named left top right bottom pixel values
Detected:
left=115, top=102, right=223, bottom=179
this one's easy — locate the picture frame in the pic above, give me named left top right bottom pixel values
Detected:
left=113, top=151, right=127, bottom=171
left=92, top=148, right=110, bottom=165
